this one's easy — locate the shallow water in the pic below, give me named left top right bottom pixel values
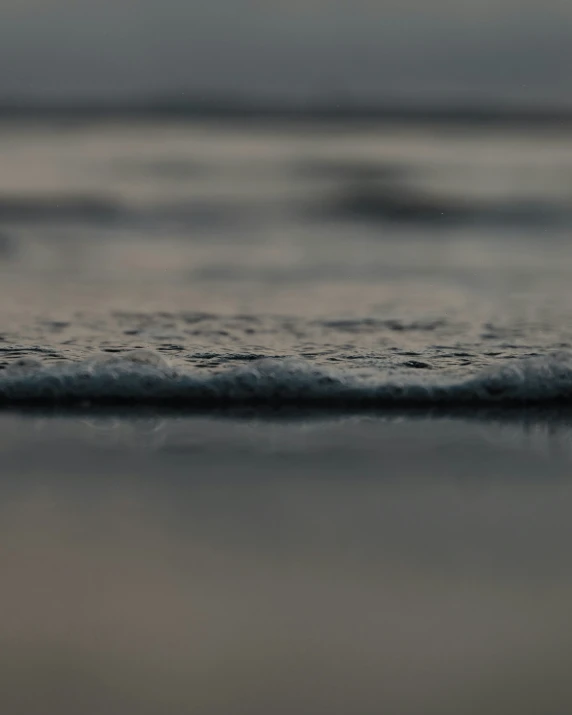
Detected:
left=3, top=411, right=572, bottom=714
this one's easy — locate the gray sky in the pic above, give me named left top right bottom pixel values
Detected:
left=0, top=0, right=571, bottom=103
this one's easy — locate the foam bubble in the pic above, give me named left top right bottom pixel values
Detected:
left=1, top=349, right=572, bottom=408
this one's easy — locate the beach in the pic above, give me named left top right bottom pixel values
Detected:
left=1, top=117, right=572, bottom=711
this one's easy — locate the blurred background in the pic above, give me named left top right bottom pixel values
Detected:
left=0, top=0, right=572, bottom=320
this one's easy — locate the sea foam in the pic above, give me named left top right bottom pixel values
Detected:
left=1, top=350, right=572, bottom=407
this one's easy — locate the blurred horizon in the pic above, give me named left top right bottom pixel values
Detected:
left=2, top=92, right=572, bottom=126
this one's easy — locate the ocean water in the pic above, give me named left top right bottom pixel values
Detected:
left=2, top=120, right=572, bottom=404
left=4, top=118, right=572, bottom=713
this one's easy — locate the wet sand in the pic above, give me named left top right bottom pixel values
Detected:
left=2, top=410, right=572, bottom=714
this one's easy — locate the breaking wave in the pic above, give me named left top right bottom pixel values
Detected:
left=1, top=350, right=572, bottom=408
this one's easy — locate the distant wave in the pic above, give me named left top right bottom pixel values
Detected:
left=315, top=185, right=569, bottom=226
left=0, top=196, right=123, bottom=223
left=0, top=194, right=249, bottom=228
left=1, top=350, right=572, bottom=408
left=0, top=187, right=566, bottom=231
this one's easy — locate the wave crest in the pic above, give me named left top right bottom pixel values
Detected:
left=1, top=350, right=572, bottom=408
